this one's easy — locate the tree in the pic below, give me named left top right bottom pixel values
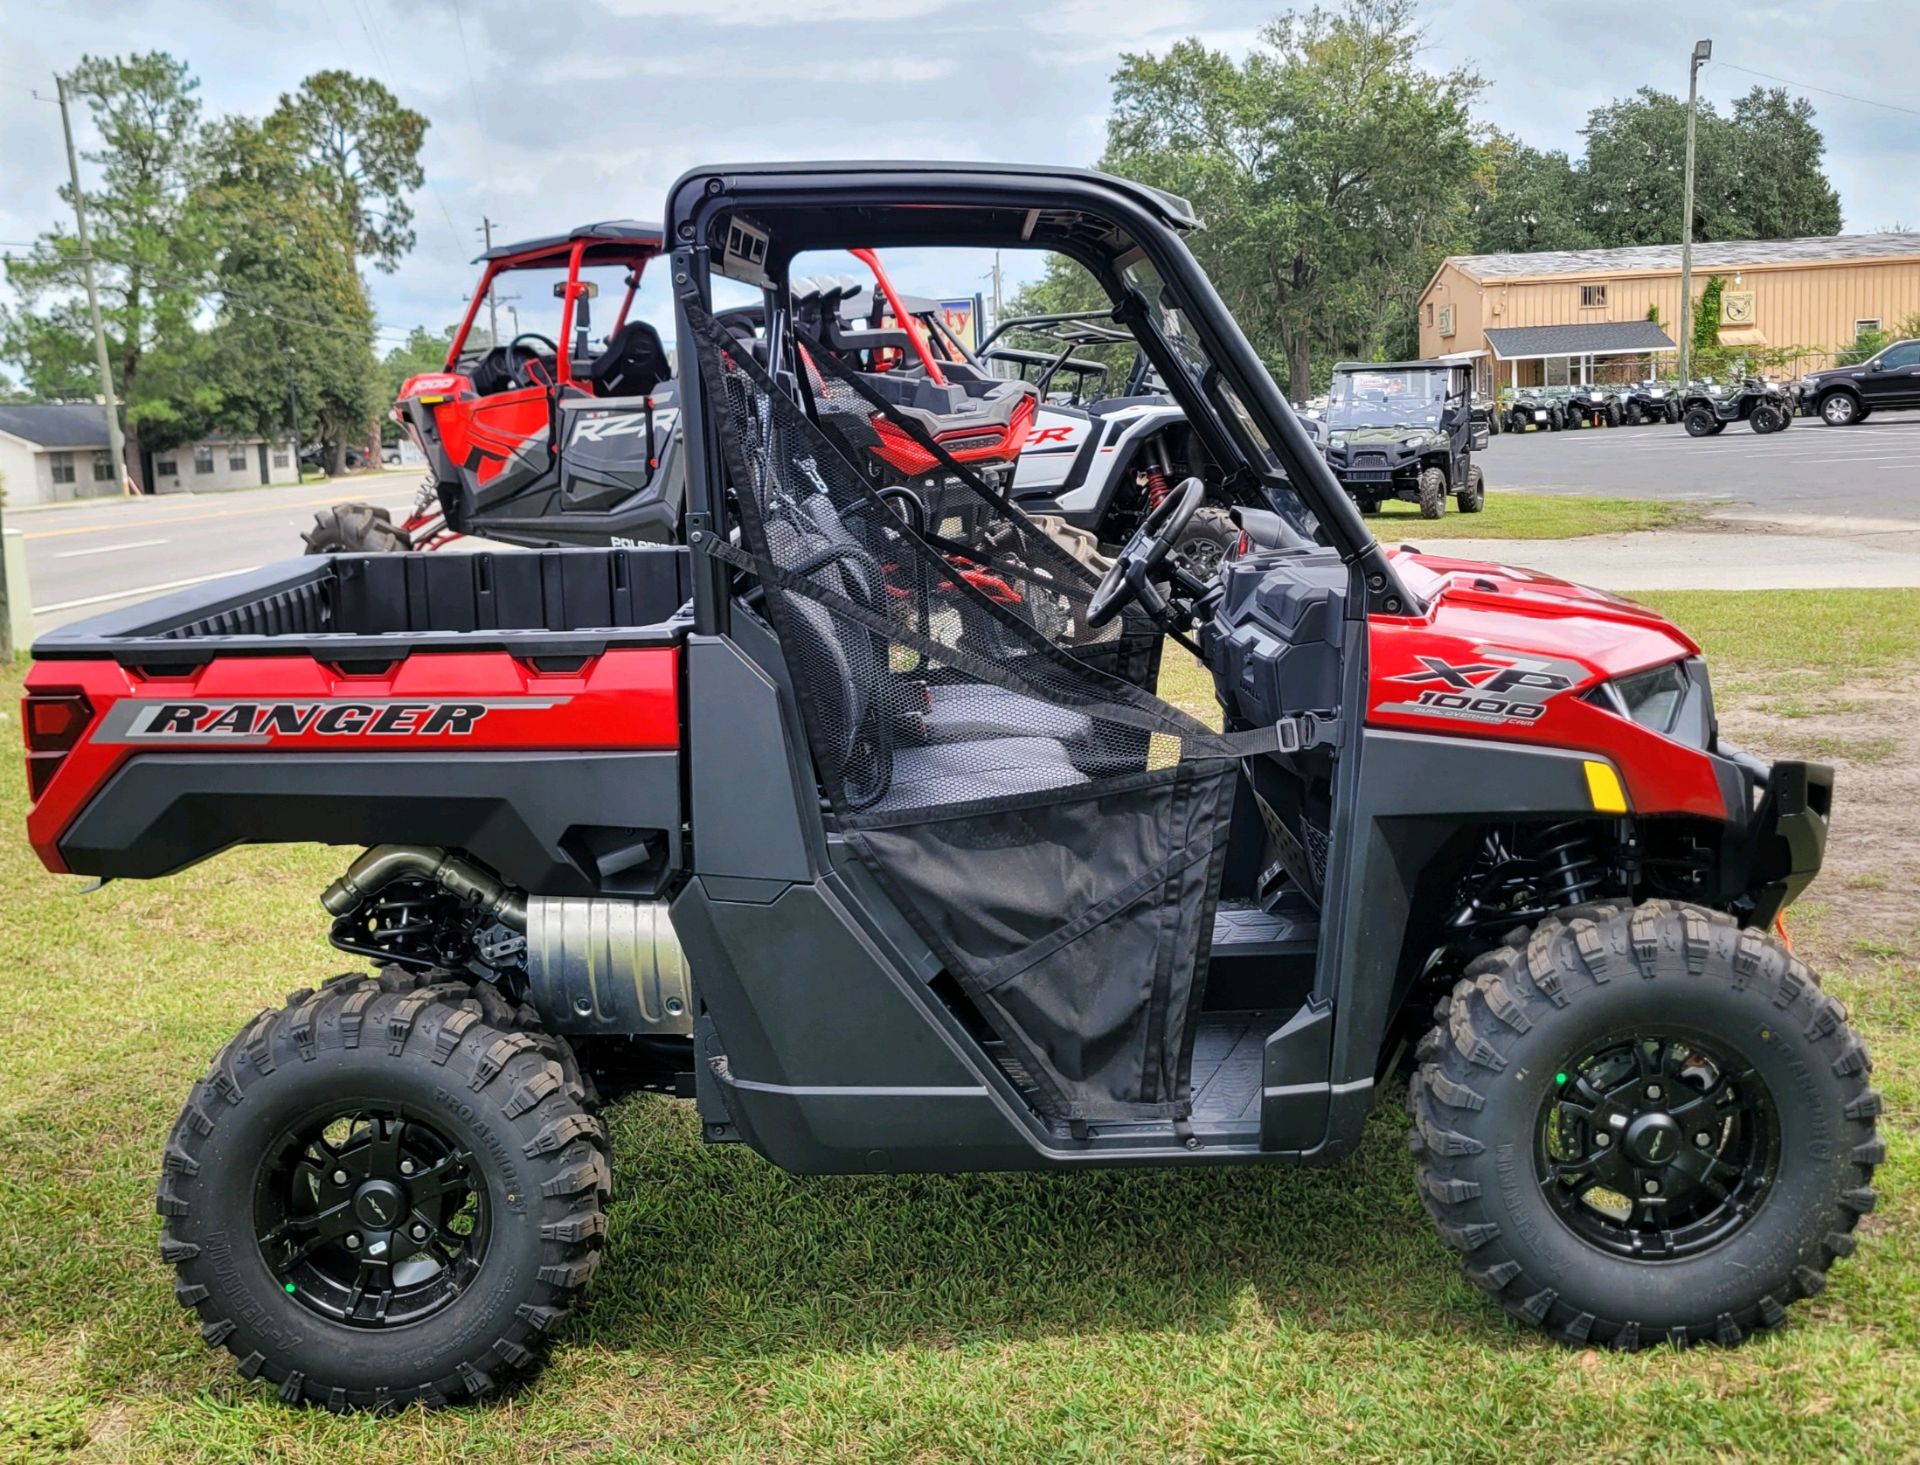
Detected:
left=1467, top=135, right=1594, bottom=255
left=1097, top=0, right=1482, bottom=396
left=199, top=117, right=384, bottom=474
left=0, top=52, right=215, bottom=486
left=1579, top=85, right=1839, bottom=248
left=264, top=71, right=428, bottom=274
left=1720, top=87, right=1841, bottom=241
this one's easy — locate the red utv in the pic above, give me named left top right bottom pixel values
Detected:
left=305, top=221, right=683, bottom=555
left=23, top=162, right=1878, bottom=1411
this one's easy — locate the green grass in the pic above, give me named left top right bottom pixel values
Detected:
left=2, top=591, right=1916, bottom=1463
left=1364, top=492, right=1704, bottom=539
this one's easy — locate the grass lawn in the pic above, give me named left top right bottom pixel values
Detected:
left=1362, top=492, right=1705, bottom=539
left=1, top=588, right=1914, bottom=1462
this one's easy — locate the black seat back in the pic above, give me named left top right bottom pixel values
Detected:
left=592, top=320, right=671, bottom=398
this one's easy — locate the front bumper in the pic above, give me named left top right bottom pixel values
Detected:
left=1720, top=755, right=1833, bottom=924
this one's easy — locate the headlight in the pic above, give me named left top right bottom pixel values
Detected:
left=1587, top=658, right=1712, bottom=747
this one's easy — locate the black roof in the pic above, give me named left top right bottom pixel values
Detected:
left=1485, top=321, right=1677, bottom=359
left=1331, top=359, right=1468, bottom=373
left=478, top=219, right=665, bottom=265
left=0, top=401, right=110, bottom=448
left=667, top=161, right=1200, bottom=234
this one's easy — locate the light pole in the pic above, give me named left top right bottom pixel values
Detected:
left=1677, top=38, right=1711, bottom=386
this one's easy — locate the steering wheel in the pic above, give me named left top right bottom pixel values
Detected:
left=1087, top=476, right=1209, bottom=628
left=503, top=332, right=559, bottom=389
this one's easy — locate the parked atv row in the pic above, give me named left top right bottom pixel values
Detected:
left=1502, top=382, right=1682, bottom=434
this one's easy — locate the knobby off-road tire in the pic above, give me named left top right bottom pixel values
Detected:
left=1684, top=407, right=1720, bottom=438
left=1408, top=901, right=1881, bottom=1350
left=1417, top=467, right=1448, bottom=520
left=303, top=502, right=412, bottom=555
left=1171, top=505, right=1241, bottom=582
left=1750, top=404, right=1783, bottom=435
left=1456, top=464, right=1485, bottom=514
left=157, top=969, right=610, bottom=1409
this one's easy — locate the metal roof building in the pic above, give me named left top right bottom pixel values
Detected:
left=1417, top=232, right=1920, bottom=390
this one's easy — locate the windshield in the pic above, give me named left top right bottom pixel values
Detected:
left=1121, top=253, right=1281, bottom=471
left=1323, top=368, right=1453, bottom=430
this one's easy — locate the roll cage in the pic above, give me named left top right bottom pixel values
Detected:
left=446, top=219, right=667, bottom=388
left=663, top=162, right=1412, bottom=623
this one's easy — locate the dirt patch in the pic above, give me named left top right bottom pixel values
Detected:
left=1721, top=672, right=1920, bottom=954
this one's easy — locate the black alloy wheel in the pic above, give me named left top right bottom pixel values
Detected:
left=255, top=1105, right=489, bottom=1329
left=1538, top=1031, right=1778, bottom=1261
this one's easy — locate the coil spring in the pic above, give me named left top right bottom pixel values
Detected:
left=1143, top=468, right=1171, bottom=509
left=1532, top=821, right=1604, bottom=906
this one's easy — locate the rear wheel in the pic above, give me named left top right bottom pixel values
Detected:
left=1417, top=466, right=1448, bottom=520
left=1549, top=410, right=1564, bottom=432
left=1408, top=902, right=1880, bottom=1350
left=1605, top=402, right=1622, bottom=427
left=1684, top=407, right=1720, bottom=438
left=158, top=971, right=608, bottom=1408
left=1456, top=464, right=1485, bottom=514
left=304, top=503, right=412, bottom=555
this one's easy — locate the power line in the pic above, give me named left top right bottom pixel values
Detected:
left=2, top=250, right=418, bottom=343
left=1712, top=59, right=1920, bottom=123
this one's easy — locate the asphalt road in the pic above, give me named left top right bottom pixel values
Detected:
left=13, top=474, right=419, bottom=633
left=9, top=413, right=1918, bottom=633
left=1486, top=414, right=1920, bottom=521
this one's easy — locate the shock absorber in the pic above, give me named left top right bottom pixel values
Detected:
left=1533, top=821, right=1605, bottom=907
left=1141, top=437, right=1175, bottom=509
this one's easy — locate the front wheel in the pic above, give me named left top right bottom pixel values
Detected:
left=157, top=972, right=609, bottom=1408
left=1751, top=403, right=1784, bottom=434
left=1819, top=391, right=1862, bottom=426
left=1417, top=466, right=1449, bottom=519
left=1409, top=902, right=1880, bottom=1350
left=1684, top=407, right=1720, bottom=438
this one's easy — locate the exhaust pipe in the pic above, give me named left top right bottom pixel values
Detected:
left=322, top=844, right=527, bottom=928
left=322, top=845, right=691, bottom=1037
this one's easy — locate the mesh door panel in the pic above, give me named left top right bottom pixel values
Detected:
left=683, top=287, right=1245, bottom=1121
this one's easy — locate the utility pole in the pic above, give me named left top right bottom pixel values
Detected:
left=284, top=345, right=303, bottom=483
left=55, top=73, right=131, bottom=495
left=1677, top=38, right=1712, bottom=387
left=477, top=218, right=500, bottom=345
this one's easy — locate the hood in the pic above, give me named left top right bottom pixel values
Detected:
left=1385, top=547, right=1699, bottom=678
left=1326, top=426, right=1441, bottom=452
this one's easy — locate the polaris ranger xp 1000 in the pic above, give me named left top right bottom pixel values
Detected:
left=21, top=161, right=1875, bottom=1410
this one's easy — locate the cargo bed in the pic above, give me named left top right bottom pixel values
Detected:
left=32, top=547, right=692, bottom=668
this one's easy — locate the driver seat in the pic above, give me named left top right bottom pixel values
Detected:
left=590, top=320, right=671, bottom=399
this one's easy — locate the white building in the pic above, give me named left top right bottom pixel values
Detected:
left=0, top=402, right=298, bottom=506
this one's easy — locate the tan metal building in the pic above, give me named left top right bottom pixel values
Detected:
left=1417, top=232, right=1920, bottom=392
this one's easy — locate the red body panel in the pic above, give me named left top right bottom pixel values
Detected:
left=23, top=650, right=680, bottom=873
left=1368, top=550, right=1724, bottom=819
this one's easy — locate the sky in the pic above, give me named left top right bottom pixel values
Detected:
left=2, top=0, right=1917, bottom=362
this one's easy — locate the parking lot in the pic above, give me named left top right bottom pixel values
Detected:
left=1488, top=414, right=1920, bottom=523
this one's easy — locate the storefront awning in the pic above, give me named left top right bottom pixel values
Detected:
left=1485, top=321, right=1678, bottom=360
